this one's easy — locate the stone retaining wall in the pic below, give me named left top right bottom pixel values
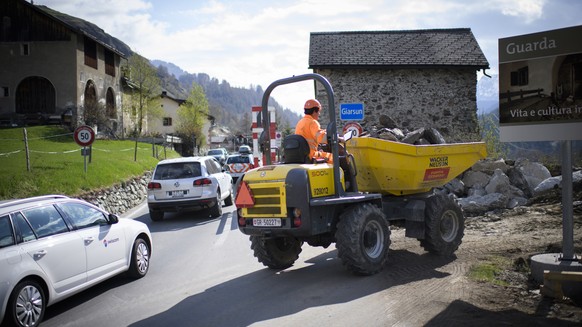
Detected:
left=79, top=172, right=152, bottom=215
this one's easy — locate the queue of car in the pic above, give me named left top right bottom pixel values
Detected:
left=0, top=145, right=257, bottom=327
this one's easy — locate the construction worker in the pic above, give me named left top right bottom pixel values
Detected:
left=295, top=99, right=334, bottom=163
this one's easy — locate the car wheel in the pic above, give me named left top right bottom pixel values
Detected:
left=128, top=237, right=150, bottom=278
left=7, top=279, right=46, bottom=327
left=149, top=210, right=163, bottom=222
left=224, top=189, right=233, bottom=206
left=210, top=189, right=223, bottom=218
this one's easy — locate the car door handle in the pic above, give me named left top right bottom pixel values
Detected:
left=84, top=237, right=95, bottom=245
left=33, top=250, right=47, bottom=260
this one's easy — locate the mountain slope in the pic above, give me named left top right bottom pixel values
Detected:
left=152, top=60, right=300, bottom=137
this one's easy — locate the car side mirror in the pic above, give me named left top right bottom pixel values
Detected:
left=108, top=213, right=119, bottom=224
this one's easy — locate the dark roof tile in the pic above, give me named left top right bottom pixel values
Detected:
left=36, top=5, right=132, bottom=57
left=309, top=28, right=489, bottom=69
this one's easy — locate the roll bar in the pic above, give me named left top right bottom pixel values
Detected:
left=260, top=73, right=344, bottom=196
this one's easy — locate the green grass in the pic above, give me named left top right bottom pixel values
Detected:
left=0, top=126, right=181, bottom=200
left=468, top=256, right=512, bottom=287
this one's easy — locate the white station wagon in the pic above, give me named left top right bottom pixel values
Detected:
left=0, top=195, right=152, bottom=327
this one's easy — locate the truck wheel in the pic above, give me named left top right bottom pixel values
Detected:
left=335, top=203, right=391, bottom=275
left=250, top=236, right=302, bottom=269
left=420, top=193, right=464, bottom=256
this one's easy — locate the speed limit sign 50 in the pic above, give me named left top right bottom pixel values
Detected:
left=74, top=125, right=95, bottom=147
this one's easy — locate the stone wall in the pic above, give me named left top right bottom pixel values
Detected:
left=78, top=172, right=152, bottom=215
left=314, top=68, right=481, bottom=142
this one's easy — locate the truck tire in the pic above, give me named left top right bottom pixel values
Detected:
left=250, top=236, right=302, bottom=269
left=420, top=192, right=464, bottom=256
left=335, top=203, right=391, bottom=275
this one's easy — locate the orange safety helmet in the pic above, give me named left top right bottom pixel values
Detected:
left=304, top=99, right=322, bottom=111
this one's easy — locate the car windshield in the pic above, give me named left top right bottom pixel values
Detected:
left=154, top=162, right=202, bottom=180
left=227, top=156, right=250, bottom=164
left=208, top=150, right=222, bottom=155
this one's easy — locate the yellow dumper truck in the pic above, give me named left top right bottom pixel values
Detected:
left=235, top=74, right=487, bottom=275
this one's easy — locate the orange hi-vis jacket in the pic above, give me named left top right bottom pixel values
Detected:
left=295, top=114, right=333, bottom=163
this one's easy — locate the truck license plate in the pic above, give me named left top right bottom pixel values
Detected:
left=253, top=218, right=281, bottom=227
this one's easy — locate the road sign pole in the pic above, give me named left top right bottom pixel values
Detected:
left=84, top=146, right=88, bottom=174
left=561, top=140, right=574, bottom=260
left=74, top=125, right=95, bottom=175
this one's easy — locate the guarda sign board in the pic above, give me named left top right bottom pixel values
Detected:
left=498, top=25, right=582, bottom=142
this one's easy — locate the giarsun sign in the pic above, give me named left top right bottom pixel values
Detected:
left=498, top=25, right=582, bottom=142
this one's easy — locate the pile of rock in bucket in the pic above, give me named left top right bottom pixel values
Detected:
left=362, top=114, right=448, bottom=145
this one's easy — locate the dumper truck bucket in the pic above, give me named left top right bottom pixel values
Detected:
left=347, top=137, right=487, bottom=196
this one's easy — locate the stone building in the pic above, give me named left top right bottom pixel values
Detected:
left=0, top=0, right=130, bottom=134
left=309, top=29, right=490, bottom=142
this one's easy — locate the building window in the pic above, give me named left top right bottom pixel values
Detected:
left=21, top=43, right=29, bottom=56
left=163, top=117, right=172, bottom=126
left=84, top=37, right=97, bottom=69
left=2, top=87, right=8, bottom=97
left=104, top=49, right=115, bottom=77
left=510, top=66, right=528, bottom=86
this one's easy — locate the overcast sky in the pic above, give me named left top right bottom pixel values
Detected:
left=34, top=0, right=582, bottom=114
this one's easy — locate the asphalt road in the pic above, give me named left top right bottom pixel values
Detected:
left=40, top=202, right=402, bottom=327
left=36, top=201, right=476, bottom=327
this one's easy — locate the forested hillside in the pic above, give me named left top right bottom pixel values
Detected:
left=152, top=60, right=300, bottom=136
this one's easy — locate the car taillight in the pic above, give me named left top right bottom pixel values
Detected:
left=148, top=182, right=161, bottom=189
left=193, top=178, right=212, bottom=186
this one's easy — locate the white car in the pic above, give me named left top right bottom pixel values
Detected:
left=147, top=156, right=233, bottom=221
left=0, top=195, right=152, bottom=327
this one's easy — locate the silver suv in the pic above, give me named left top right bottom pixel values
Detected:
left=147, top=156, right=233, bottom=220
left=0, top=195, right=152, bottom=327
left=206, top=148, right=228, bottom=165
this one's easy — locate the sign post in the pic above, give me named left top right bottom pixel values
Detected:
left=74, top=125, right=95, bottom=174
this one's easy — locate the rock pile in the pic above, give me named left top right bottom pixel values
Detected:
left=444, top=158, right=582, bottom=216
left=363, top=114, right=447, bottom=145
